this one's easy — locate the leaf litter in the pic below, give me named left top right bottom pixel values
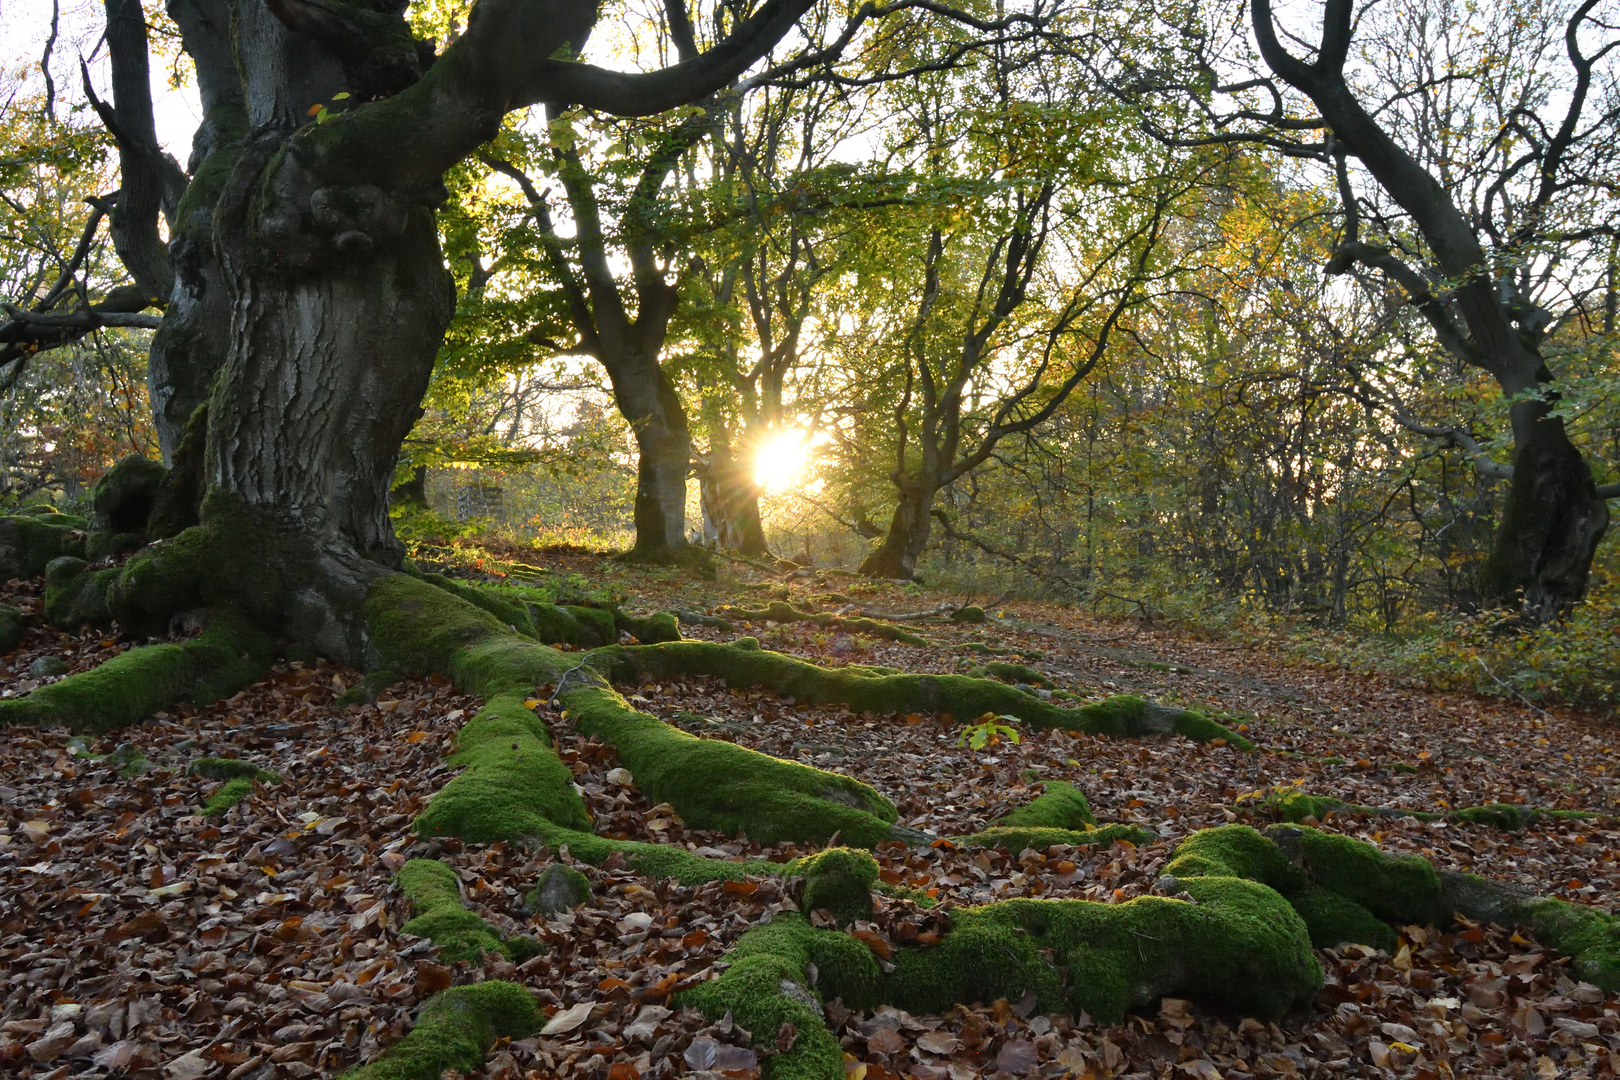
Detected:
left=4, top=551, right=1620, bottom=1078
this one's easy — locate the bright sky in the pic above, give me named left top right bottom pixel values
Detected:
left=4, top=0, right=203, bottom=158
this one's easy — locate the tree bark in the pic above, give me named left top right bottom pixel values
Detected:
left=617, top=353, right=693, bottom=558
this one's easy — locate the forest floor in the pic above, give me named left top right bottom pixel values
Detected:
left=2, top=544, right=1618, bottom=1080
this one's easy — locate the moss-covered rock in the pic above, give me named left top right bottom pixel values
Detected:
left=86, top=455, right=168, bottom=559
left=340, top=981, right=540, bottom=1080
left=995, top=781, right=1096, bottom=830
left=0, top=604, right=23, bottom=654
left=397, top=858, right=514, bottom=962
left=562, top=684, right=899, bottom=847
left=525, top=864, right=592, bottom=914
left=0, top=514, right=87, bottom=581
left=797, top=848, right=879, bottom=926
left=951, top=605, right=986, bottom=623
left=43, top=557, right=116, bottom=629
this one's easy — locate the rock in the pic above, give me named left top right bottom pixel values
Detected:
left=951, top=605, right=986, bottom=623
left=0, top=604, right=22, bottom=654
left=524, top=864, right=592, bottom=915
left=89, top=455, right=168, bottom=536
left=27, top=655, right=68, bottom=679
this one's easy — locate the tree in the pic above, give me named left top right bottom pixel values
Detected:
left=822, top=46, right=1200, bottom=579
left=1159, top=0, right=1620, bottom=620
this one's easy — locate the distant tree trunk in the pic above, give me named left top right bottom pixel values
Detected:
left=698, top=441, right=768, bottom=556
left=1480, top=405, right=1608, bottom=621
left=859, top=483, right=935, bottom=579
left=605, top=349, right=692, bottom=559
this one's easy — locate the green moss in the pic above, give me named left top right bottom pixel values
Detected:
left=397, top=859, right=511, bottom=962
left=1449, top=803, right=1538, bottom=830
left=0, top=604, right=22, bottom=654
left=533, top=823, right=778, bottom=885
left=797, top=848, right=878, bottom=926
left=996, top=781, right=1097, bottom=830
left=966, top=662, right=1051, bottom=687
left=615, top=609, right=682, bottom=644
left=722, top=601, right=930, bottom=645
left=1265, top=825, right=1448, bottom=927
left=1163, top=825, right=1309, bottom=895
left=1522, top=899, right=1620, bottom=990
left=202, top=776, right=256, bottom=816
left=413, top=693, right=591, bottom=842
left=0, top=514, right=87, bottom=580
left=594, top=642, right=1245, bottom=742
left=189, top=757, right=280, bottom=782
left=561, top=684, right=898, bottom=846
left=339, top=981, right=540, bottom=1080
left=677, top=915, right=868, bottom=1080
left=43, top=558, right=116, bottom=630
left=1260, top=791, right=1351, bottom=823
left=366, top=574, right=517, bottom=677
left=951, top=605, right=986, bottom=623
left=1289, top=885, right=1398, bottom=952
left=0, top=614, right=272, bottom=734
left=1174, top=709, right=1255, bottom=748
left=956, top=823, right=1157, bottom=851
left=885, top=876, right=1321, bottom=1023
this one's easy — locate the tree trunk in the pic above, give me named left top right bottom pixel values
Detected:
left=605, top=350, right=692, bottom=560
left=1479, top=407, right=1609, bottom=621
left=698, top=442, right=768, bottom=556
left=859, top=484, right=935, bottom=579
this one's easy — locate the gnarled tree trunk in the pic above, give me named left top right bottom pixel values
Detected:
left=859, top=482, right=935, bottom=579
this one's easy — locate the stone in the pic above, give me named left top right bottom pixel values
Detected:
left=27, top=655, right=68, bottom=679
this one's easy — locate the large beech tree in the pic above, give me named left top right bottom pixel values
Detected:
left=23, top=0, right=830, bottom=654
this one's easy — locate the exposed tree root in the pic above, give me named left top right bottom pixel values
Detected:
left=201, top=777, right=255, bottom=816
left=591, top=642, right=1251, bottom=747
left=396, top=859, right=539, bottom=962
left=993, top=780, right=1096, bottom=830
left=0, top=615, right=271, bottom=733
left=561, top=684, right=902, bottom=846
left=190, top=757, right=281, bottom=816
left=337, top=981, right=540, bottom=1080
left=963, top=661, right=1052, bottom=687
left=1253, top=788, right=1609, bottom=831
left=720, top=601, right=932, bottom=645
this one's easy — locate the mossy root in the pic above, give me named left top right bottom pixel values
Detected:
left=0, top=513, right=87, bottom=580
left=0, top=604, right=23, bottom=654
left=995, top=780, right=1097, bottom=830
left=0, top=616, right=272, bottom=734
left=722, top=601, right=931, bottom=646
left=339, top=981, right=540, bottom=1080
left=396, top=859, right=522, bottom=962
left=201, top=776, right=257, bottom=816
left=678, top=915, right=868, bottom=1080
left=594, top=642, right=1251, bottom=746
left=560, top=684, right=901, bottom=846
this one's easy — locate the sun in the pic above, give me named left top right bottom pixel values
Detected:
left=753, top=429, right=810, bottom=492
